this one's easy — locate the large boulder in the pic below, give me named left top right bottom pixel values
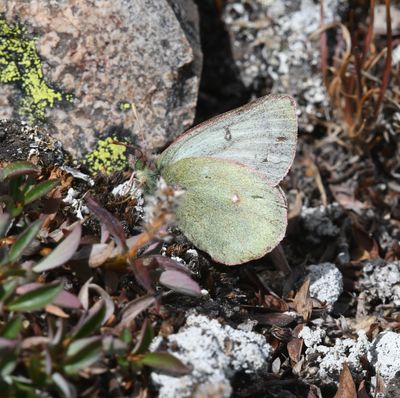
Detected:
left=0, top=0, right=202, bottom=158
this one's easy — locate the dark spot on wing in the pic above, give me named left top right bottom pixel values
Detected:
left=224, top=127, right=232, bottom=141
left=277, top=136, right=287, bottom=142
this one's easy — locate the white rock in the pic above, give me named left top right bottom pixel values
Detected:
left=299, top=325, right=325, bottom=348
left=361, top=261, right=400, bottom=306
left=369, top=331, right=400, bottom=384
left=151, top=314, right=272, bottom=398
left=299, top=326, right=370, bottom=384
left=306, top=262, right=343, bottom=305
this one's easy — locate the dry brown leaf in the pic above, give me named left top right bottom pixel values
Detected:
left=375, top=372, right=386, bottom=394
left=251, top=312, right=296, bottom=327
left=287, top=337, right=303, bottom=363
left=263, top=294, right=289, bottom=312
left=334, top=364, right=357, bottom=398
left=357, top=380, right=370, bottom=398
left=293, top=278, right=313, bottom=322
left=45, top=304, right=69, bottom=318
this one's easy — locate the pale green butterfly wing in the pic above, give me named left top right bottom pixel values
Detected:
left=158, top=95, right=297, bottom=187
left=162, top=157, right=287, bottom=265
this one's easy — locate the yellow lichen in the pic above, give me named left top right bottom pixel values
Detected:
left=0, top=18, right=73, bottom=124
left=118, top=101, right=132, bottom=111
left=85, top=137, right=129, bottom=174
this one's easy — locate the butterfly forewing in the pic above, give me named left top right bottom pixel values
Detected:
left=162, top=157, right=287, bottom=265
left=158, top=95, right=297, bottom=187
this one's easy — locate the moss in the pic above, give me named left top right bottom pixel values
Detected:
left=0, top=18, right=73, bottom=124
left=85, top=137, right=129, bottom=174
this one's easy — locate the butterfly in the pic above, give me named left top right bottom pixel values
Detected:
left=156, top=95, right=297, bottom=265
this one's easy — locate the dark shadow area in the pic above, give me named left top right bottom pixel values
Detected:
left=193, top=0, right=250, bottom=123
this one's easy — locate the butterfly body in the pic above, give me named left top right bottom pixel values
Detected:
left=157, top=95, right=297, bottom=265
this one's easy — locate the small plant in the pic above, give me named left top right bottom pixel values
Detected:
left=0, top=160, right=198, bottom=396
left=316, top=0, right=395, bottom=146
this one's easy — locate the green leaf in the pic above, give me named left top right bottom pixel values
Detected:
left=6, top=177, right=25, bottom=218
left=27, top=354, right=47, bottom=386
left=3, top=219, right=43, bottom=265
left=33, top=223, right=82, bottom=272
left=0, top=344, right=18, bottom=378
left=0, top=161, right=39, bottom=182
left=7, top=283, right=63, bottom=312
left=0, top=279, right=18, bottom=303
left=6, top=377, right=40, bottom=397
left=161, top=157, right=287, bottom=265
left=8, top=175, right=24, bottom=207
left=23, top=179, right=59, bottom=205
left=120, top=328, right=132, bottom=344
left=0, top=213, right=11, bottom=238
left=64, top=337, right=103, bottom=375
left=0, top=316, right=23, bottom=339
left=138, top=352, right=191, bottom=375
left=71, top=301, right=106, bottom=339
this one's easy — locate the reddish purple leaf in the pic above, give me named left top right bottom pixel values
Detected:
left=0, top=337, right=18, bottom=349
left=78, top=280, right=115, bottom=322
left=53, top=290, right=81, bottom=309
left=85, top=195, right=127, bottom=251
left=150, top=255, right=192, bottom=274
left=128, top=257, right=155, bottom=294
left=141, top=240, right=163, bottom=256
left=132, top=318, right=154, bottom=355
left=115, top=294, right=156, bottom=332
left=33, top=223, right=82, bottom=272
left=16, top=283, right=81, bottom=309
left=159, top=270, right=202, bottom=297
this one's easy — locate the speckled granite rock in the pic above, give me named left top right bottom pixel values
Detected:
left=222, top=0, right=346, bottom=132
left=0, top=0, right=201, bottom=158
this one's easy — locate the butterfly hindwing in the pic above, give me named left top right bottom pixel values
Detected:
left=162, top=157, right=287, bottom=265
left=158, top=95, right=297, bottom=187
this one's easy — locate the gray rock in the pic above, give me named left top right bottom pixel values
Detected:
left=0, top=0, right=201, bottom=158
left=300, top=204, right=343, bottom=244
left=151, top=314, right=272, bottom=398
left=222, top=0, right=345, bottom=132
left=384, top=371, right=400, bottom=398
